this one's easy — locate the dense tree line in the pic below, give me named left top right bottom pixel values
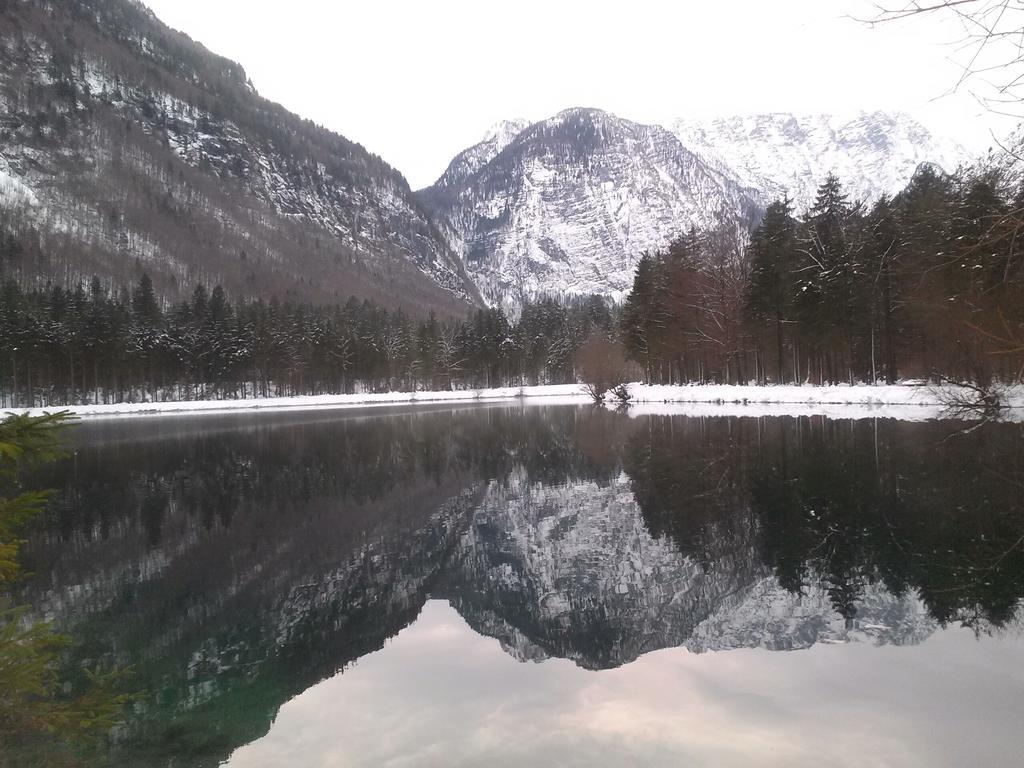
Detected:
left=0, top=275, right=614, bottom=407
left=621, top=167, right=1024, bottom=385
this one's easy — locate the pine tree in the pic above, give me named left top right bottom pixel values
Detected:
left=747, top=198, right=798, bottom=382
left=864, top=196, right=901, bottom=382
left=621, top=253, right=669, bottom=381
left=131, top=273, right=161, bottom=326
left=208, top=285, right=233, bottom=324
left=796, top=174, right=860, bottom=382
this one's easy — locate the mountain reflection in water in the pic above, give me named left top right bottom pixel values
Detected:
left=17, top=404, right=1024, bottom=767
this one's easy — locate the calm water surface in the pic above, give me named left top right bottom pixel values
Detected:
left=16, top=403, right=1024, bottom=766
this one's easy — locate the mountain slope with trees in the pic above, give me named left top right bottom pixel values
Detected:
left=6, top=161, right=1023, bottom=410
left=0, top=0, right=480, bottom=315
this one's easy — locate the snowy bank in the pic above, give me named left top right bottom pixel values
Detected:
left=606, top=382, right=1024, bottom=422
left=9, top=382, right=1024, bottom=421
left=12, top=385, right=589, bottom=419
left=619, top=400, right=1024, bottom=422
left=615, top=382, right=1024, bottom=409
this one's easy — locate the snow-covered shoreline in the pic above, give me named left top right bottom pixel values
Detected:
left=620, top=382, right=1024, bottom=407
left=618, top=382, right=1024, bottom=421
left=10, top=385, right=589, bottom=419
left=8, top=382, right=1024, bottom=420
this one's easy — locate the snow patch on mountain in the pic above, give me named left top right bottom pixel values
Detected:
left=481, top=118, right=531, bottom=157
left=0, top=156, right=39, bottom=208
left=422, top=118, right=530, bottom=209
left=671, top=111, right=967, bottom=212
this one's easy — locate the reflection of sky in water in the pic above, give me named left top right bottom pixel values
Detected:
left=226, top=600, right=1024, bottom=768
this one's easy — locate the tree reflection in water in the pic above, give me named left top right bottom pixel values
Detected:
left=626, top=414, right=1024, bottom=631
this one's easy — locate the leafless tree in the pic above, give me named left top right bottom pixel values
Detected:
left=575, top=332, right=629, bottom=402
left=868, top=1, right=1024, bottom=116
left=435, top=325, right=465, bottom=391
left=930, top=373, right=1009, bottom=424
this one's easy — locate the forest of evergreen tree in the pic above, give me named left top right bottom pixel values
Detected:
left=0, top=271, right=614, bottom=407
left=2, top=165, right=1024, bottom=407
left=621, top=167, right=1024, bottom=386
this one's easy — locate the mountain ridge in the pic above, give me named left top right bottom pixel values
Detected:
left=671, top=109, right=967, bottom=212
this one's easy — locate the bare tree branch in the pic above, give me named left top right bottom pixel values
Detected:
left=866, top=0, right=1024, bottom=114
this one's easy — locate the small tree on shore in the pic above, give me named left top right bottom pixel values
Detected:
left=575, top=331, right=629, bottom=402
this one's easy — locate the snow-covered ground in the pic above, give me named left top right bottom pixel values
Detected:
left=12, top=385, right=589, bottom=419
left=619, top=382, right=1024, bottom=406
left=622, top=400, right=953, bottom=422
left=615, top=382, right=1024, bottom=422
left=9, top=382, right=1024, bottom=421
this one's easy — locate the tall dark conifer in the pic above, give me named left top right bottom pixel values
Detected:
left=621, top=253, right=669, bottom=380
left=747, top=198, right=797, bottom=382
left=131, top=273, right=161, bottom=326
left=797, top=173, right=859, bottom=381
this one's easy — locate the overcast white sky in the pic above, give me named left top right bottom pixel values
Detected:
left=141, top=0, right=1016, bottom=189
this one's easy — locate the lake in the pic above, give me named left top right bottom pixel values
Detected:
left=14, top=403, right=1024, bottom=766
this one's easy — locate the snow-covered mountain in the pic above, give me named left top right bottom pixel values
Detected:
left=422, top=109, right=967, bottom=306
left=427, top=119, right=531, bottom=204
left=418, top=108, right=762, bottom=307
left=671, top=110, right=966, bottom=213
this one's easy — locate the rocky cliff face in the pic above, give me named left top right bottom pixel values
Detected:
left=418, top=108, right=762, bottom=307
left=0, top=0, right=480, bottom=313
